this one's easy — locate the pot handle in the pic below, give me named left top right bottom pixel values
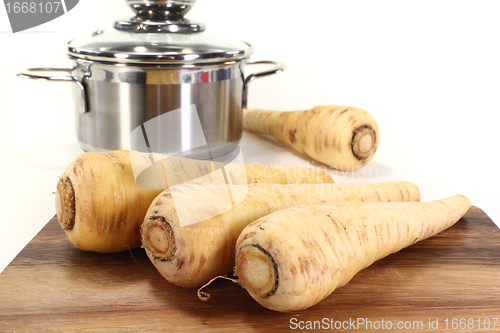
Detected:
left=243, top=60, right=285, bottom=109
left=17, top=68, right=89, bottom=114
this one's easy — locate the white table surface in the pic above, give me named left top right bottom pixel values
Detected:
left=1, top=0, right=499, bottom=274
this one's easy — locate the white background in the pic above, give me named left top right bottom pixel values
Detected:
left=1, top=0, right=499, bottom=273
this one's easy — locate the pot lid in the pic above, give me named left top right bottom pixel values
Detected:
left=67, top=0, right=253, bottom=65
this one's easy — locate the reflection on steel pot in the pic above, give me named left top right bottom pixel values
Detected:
left=17, top=0, right=284, bottom=160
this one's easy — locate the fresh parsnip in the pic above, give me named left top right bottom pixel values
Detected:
left=231, top=195, right=471, bottom=312
left=141, top=181, right=420, bottom=288
left=243, top=106, right=379, bottom=171
left=55, top=150, right=334, bottom=253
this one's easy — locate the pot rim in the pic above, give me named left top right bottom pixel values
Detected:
left=67, top=44, right=253, bottom=66
left=67, top=55, right=250, bottom=68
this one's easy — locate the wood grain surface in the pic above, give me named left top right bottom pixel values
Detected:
left=0, top=207, right=499, bottom=332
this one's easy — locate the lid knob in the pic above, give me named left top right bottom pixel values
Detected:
left=127, top=0, right=196, bottom=20
left=116, top=0, right=204, bottom=33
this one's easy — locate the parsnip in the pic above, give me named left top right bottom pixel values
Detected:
left=55, top=150, right=334, bottom=253
left=141, top=181, right=420, bottom=288
left=243, top=106, right=379, bottom=171
left=232, top=195, right=471, bottom=312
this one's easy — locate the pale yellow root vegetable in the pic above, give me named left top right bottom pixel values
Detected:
left=141, top=181, right=420, bottom=288
left=228, top=195, right=471, bottom=312
left=55, top=150, right=333, bottom=253
left=243, top=106, right=379, bottom=171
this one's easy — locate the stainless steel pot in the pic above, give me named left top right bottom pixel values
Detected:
left=18, top=0, right=284, bottom=160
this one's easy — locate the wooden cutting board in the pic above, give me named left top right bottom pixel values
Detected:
left=1, top=207, right=499, bottom=332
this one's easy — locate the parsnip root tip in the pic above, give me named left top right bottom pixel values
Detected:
left=352, top=125, right=376, bottom=160
left=197, top=275, right=241, bottom=302
left=141, top=217, right=176, bottom=261
left=197, top=290, right=211, bottom=302
left=235, top=245, right=278, bottom=298
left=55, top=176, right=75, bottom=232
